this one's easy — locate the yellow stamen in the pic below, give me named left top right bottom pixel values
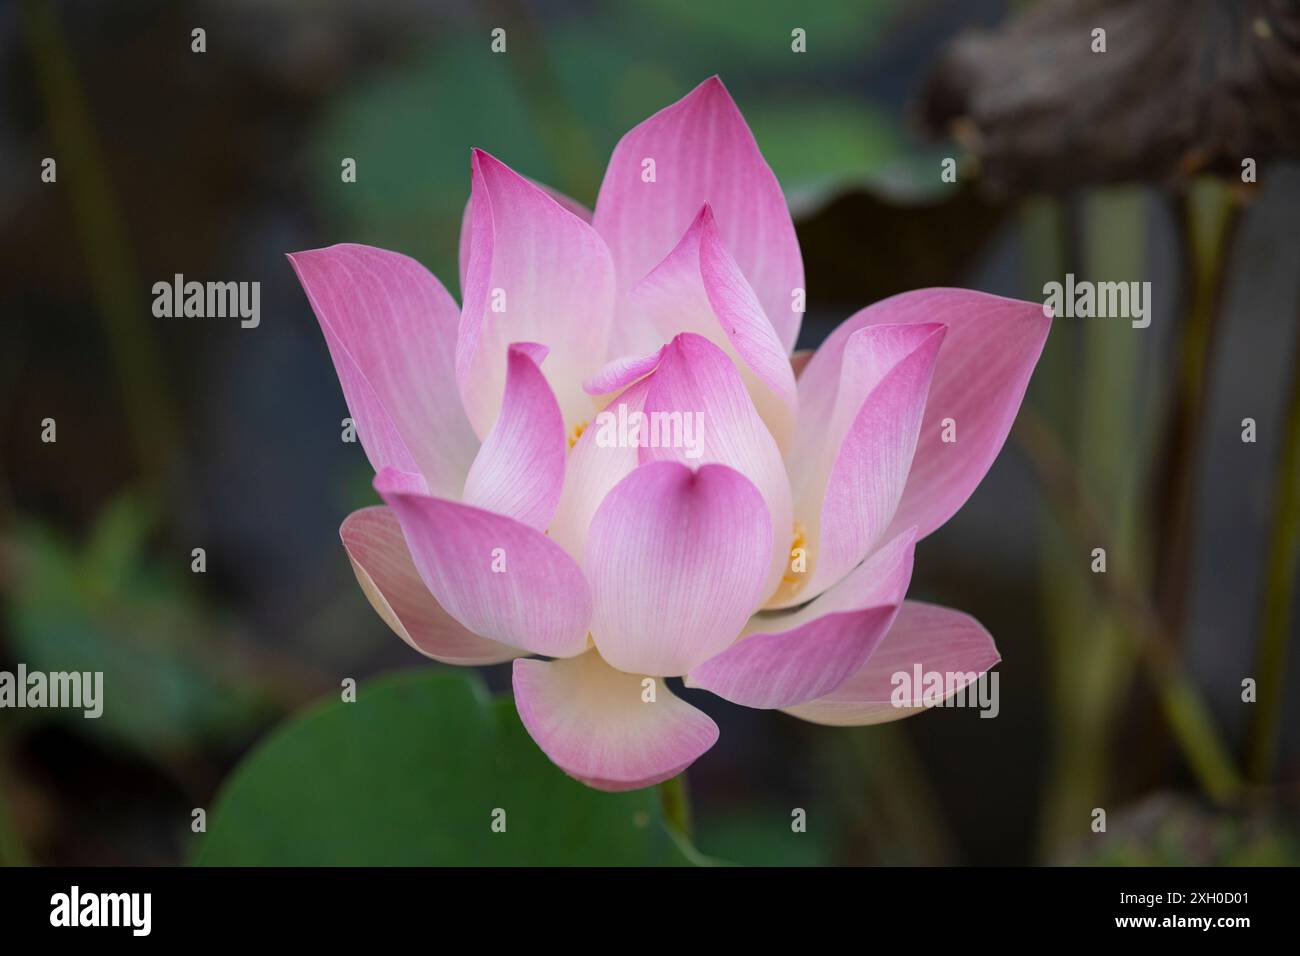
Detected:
left=568, top=420, right=588, bottom=450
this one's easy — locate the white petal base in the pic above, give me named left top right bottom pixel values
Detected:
left=513, top=651, right=718, bottom=792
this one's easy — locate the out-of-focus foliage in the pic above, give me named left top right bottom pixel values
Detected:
left=1062, top=795, right=1300, bottom=866
left=310, top=0, right=910, bottom=297
left=3, top=497, right=274, bottom=756
left=196, top=670, right=706, bottom=866
left=696, top=808, right=833, bottom=867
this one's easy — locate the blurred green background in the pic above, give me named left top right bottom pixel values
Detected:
left=1, top=0, right=1297, bottom=865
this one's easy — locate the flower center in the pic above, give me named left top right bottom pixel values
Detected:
left=568, top=420, right=588, bottom=449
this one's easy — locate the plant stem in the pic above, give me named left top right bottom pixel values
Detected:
left=659, top=773, right=693, bottom=840
left=1246, top=318, right=1300, bottom=782
left=842, top=724, right=954, bottom=865
left=19, top=0, right=178, bottom=485
left=1014, top=409, right=1244, bottom=803
left=1151, top=183, right=1243, bottom=640
left=1030, top=193, right=1149, bottom=855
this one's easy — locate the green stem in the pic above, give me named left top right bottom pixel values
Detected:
left=659, top=773, right=693, bottom=840
left=19, top=0, right=178, bottom=485
left=1014, top=411, right=1244, bottom=803
left=1155, top=669, right=1245, bottom=801
left=843, top=724, right=954, bottom=864
left=1032, top=192, right=1152, bottom=853
left=1246, top=321, right=1300, bottom=782
left=1152, top=184, right=1242, bottom=638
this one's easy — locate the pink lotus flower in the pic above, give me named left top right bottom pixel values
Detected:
left=289, top=77, right=1050, bottom=792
